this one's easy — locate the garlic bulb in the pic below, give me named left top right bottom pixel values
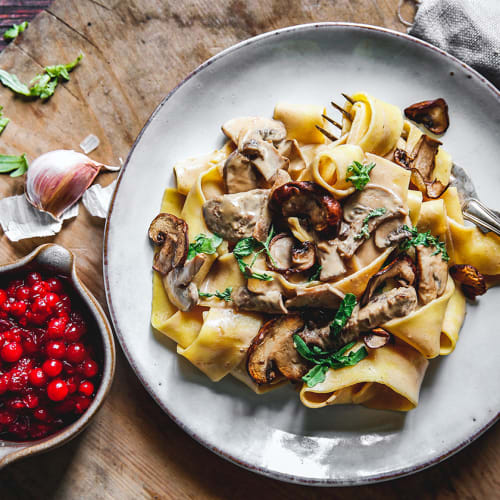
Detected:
left=25, top=150, right=119, bottom=219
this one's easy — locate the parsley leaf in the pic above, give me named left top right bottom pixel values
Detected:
left=0, top=106, right=9, bottom=135
left=233, top=227, right=275, bottom=281
left=3, top=22, right=28, bottom=42
left=293, top=335, right=368, bottom=388
left=330, top=293, right=357, bottom=336
left=346, top=161, right=375, bottom=190
left=308, top=264, right=322, bottom=282
left=198, top=287, right=233, bottom=302
left=354, top=207, right=387, bottom=240
left=0, top=69, right=30, bottom=96
left=0, top=153, right=29, bottom=177
left=399, top=225, right=449, bottom=261
left=187, top=233, right=223, bottom=260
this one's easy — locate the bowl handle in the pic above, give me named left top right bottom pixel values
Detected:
left=33, top=244, right=75, bottom=277
left=0, top=443, right=26, bottom=468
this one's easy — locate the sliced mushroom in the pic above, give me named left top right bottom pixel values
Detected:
left=232, top=286, right=287, bottom=314
left=361, top=256, right=416, bottom=306
left=404, top=98, right=449, bottom=135
left=343, top=286, right=418, bottom=337
left=450, top=264, right=486, bottom=300
left=317, top=240, right=346, bottom=281
left=271, top=181, right=342, bottom=233
left=246, top=314, right=307, bottom=384
left=148, top=213, right=188, bottom=275
left=416, top=245, right=449, bottom=305
left=240, top=138, right=289, bottom=181
left=374, top=220, right=411, bottom=249
left=223, top=151, right=259, bottom=193
left=298, top=312, right=353, bottom=352
left=163, top=254, right=206, bottom=311
left=202, top=189, right=270, bottom=242
left=363, top=328, right=393, bottom=349
left=285, top=283, right=344, bottom=310
left=222, top=116, right=287, bottom=146
left=337, top=185, right=407, bottom=258
left=267, top=234, right=316, bottom=273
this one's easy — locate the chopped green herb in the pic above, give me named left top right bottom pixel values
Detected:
left=354, top=207, right=387, bottom=240
left=187, top=233, right=223, bottom=260
left=308, top=264, right=322, bottom=282
left=0, top=54, right=83, bottom=100
left=330, top=293, right=357, bottom=336
left=0, top=106, right=9, bottom=135
left=399, top=225, right=449, bottom=261
left=3, top=22, right=28, bottom=41
left=233, top=227, right=275, bottom=281
left=346, top=161, right=375, bottom=190
left=294, top=335, right=368, bottom=387
left=198, top=287, right=233, bottom=302
left=0, top=153, right=29, bottom=177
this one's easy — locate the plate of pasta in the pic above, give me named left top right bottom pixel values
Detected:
left=104, top=23, right=500, bottom=485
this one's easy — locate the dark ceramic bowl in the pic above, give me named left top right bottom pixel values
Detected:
left=0, top=244, right=115, bottom=468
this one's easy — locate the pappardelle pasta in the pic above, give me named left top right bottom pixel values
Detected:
left=148, top=93, right=500, bottom=412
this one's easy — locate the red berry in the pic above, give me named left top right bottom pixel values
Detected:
left=8, top=418, right=29, bottom=439
left=30, top=422, right=51, bottom=439
left=47, top=379, right=68, bottom=401
left=74, top=395, right=91, bottom=414
left=30, top=282, right=47, bottom=299
left=29, top=368, right=47, bottom=387
left=46, top=277, right=64, bottom=293
left=23, top=393, right=39, bottom=409
left=4, top=329, right=21, bottom=343
left=66, top=376, right=79, bottom=394
left=0, top=374, right=9, bottom=394
left=66, top=343, right=86, bottom=364
left=0, top=289, right=7, bottom=304
left=44, top=293, right=59, bottom=308
left=42, top=359, right=63, bottom=378
left=8, top=398, right=26, bottom=411
left=15, top=287, right=30, bottom=301
left=47, top=316, right=68, bottom=339
left=6, top=280, right=23, bottom=298
left=46, top=341, right=66, bottom=359
left=22, top=336, right=38, bottom=355
left=26, top=272, right=42, bottom=286
left=1, top=341, right=23, bottom=363
left=8, top=370, right=28, bottom=391
left=64, top=322, right=86, bottom=342
left=0, top=409, right=15, bottom=425
left=32, top=407, right=53, bottom=422
left=78, top=380, right=94, bottom=397
left=10, top=301, right=27, bottom=317
left=79, top=359, right=98, bottom=378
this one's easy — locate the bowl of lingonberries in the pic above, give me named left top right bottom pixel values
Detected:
left=0, top=244, right=115, bottom=468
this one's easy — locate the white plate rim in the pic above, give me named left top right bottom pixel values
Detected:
left=103, top=22, right=500, bottom=486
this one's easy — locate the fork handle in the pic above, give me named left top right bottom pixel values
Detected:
left=462, top=198, right=500, bottom=237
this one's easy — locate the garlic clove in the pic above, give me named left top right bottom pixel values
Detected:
left=25, top=149, right=119, bottom=219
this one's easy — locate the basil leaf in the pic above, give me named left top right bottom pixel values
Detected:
left=188, top=233, right=223, bottom=259
left=302, top=364, right=329, bottom=388
left=233, top=237, right=258, bottom=259
left=330, top=293, right=357, bottom=336
left=346, top=161, right=375, bottom=191
left=293, top=334, right=317, bottom=362
left=0, top=153, right=28, bottom=177
left=0, top=69, right=30, bottom=96
left=400, top=225, right=449, bottom=261
left=3, top=21, right=28, bottom=41
left=354, top=207, right=387, bottom=240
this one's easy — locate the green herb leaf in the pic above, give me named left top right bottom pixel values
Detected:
left=3, top=22, right=28, bottom=41
left=346, top=161, right=375, bottom=190
left=0, top=106, right=9, bottom=135
left=399, top=225, right=449, bottom=261
left=233, top=237, right=258, bottom=259
left=198, top=287, right=233, bottom=302
left=308, top=264, right=322, bottom=282
left=44, top=54, right=83, bottom=81
left=354, top=207, right=387, bottom=240
left=330, top=293, right=357, bottom=336
left=302, top=364, right=329, bottom=387
left=188, top=233, right=223, bottom=260
left=243, top=265, right=273, bottom=281
left=0, top=153, right=29, bottom=177
left=0, top=69, right=30, bottom=96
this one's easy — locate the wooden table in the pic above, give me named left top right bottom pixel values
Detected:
left=0, top=0, right=498, bottom=498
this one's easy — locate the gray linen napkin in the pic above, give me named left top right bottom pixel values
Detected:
left=409, top=0, right=500, bottom=89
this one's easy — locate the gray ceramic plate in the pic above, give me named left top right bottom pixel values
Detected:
left=104, top=23, right=500, bottom=485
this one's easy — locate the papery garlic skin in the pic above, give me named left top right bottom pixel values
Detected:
left=25, top=150, right=115, bottom=219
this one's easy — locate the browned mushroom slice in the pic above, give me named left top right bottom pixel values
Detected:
left=223, top=151, right=259, bottom=194
left=343, top=287, right=418, bottom=337
left=221, top=117, right=287, bottom=146
left=271, top=181, right=342, bottom=233
left=363, top=328, right=393, bottom=349
left=163, top=254, right=206, bottom=312
left=232, top=287, right=287, bottom=314
left=404, top=98, right=450, bottom=135
left=337, top=185, right=407, bottom=258
left=240, top=139, right=289, bottom=181
left=202, top=189, right=270, bottom=242
left=374, top=220, right=411, bottom=249
left=416, top=245, right=448, bottom=305
left=450, top=264, right=486, bottom=299
left=246, top=314, right=307, bottom=384
left=361, top=256, right=416, bottom=306
left=267, top=234, right=316, bottom=273
left=148, top=213, right=188, bottom=275
left=285, top=283, right=344, bottom=310
left=317, top=240, right=346, bottom=281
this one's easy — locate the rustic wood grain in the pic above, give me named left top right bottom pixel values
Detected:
left=1, top=0, right=498, bottom=499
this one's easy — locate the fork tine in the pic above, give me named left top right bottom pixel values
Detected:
left=315, top=125, right=338, bottom=142
left=331, top=101, right=353, bottom=121
left=322, top=114, right=343, bottom=129
left=341, top=93, right=355, bottom=104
